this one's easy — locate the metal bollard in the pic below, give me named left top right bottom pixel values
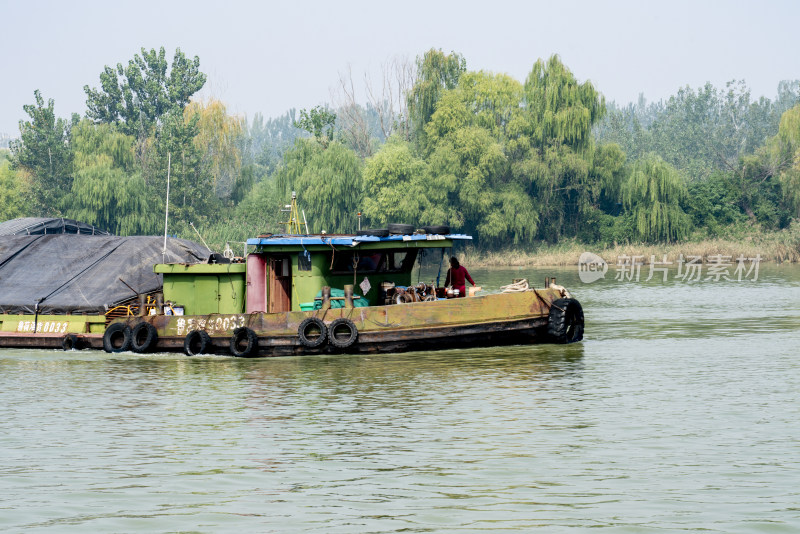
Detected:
left=343, top=285, right=354, bottom=308
left=321, top=286, right=331, bottom=311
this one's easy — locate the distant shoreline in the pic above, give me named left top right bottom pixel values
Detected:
left=458, top=229, right=800, bottom=267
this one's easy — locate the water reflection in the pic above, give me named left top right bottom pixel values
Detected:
left=1, top=265, right=800, bottom=531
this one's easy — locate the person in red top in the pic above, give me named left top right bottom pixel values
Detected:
left=445, top=257, right=475, bottom=297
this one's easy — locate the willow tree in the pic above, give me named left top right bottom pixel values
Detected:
left=185, top=99, right=245, bottom=199
left=361, top=137, right=429, bottom=226
left=777, top=104, right=800, bottom=217
left=622, top=155, right=689, bottom=242
left=421, top=71, right=544, bottom=243
left=522, top=55, right=605, bottom=151
left=0, top=159, right=32, bottom=221
left=407, top=49, right=466, bottom=151
left=66, top=120, right=159, bottom=235
left=511, top=55, right=607, bottom=240
left=275, top=139, right=363, bottom=234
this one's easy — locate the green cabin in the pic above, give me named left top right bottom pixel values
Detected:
left=155, top=233, right=471, bottom=316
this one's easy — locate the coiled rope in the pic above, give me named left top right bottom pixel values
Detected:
left=501, top=279, right=529, bottom=292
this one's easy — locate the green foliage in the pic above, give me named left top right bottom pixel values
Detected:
left=185, top=99, right=246, bottom=199
left=247, top=110, right=306, bottom=173
left=231, top=164, right=258, bottom=205
left=401, top=58, right=614, bottom=245
left=622, top=155, right=690, bottom=242
left=0, top=159, right=32, bottom=221
left=596, top=80, right=800, bottom=179
left=274, top=139, right=362, bottom=233
left=235, top=173, right=284, bottom=232
left=522, top=55, right=605, bottom=151
left=776, top=104, right=800, bottom=217
left=65, top=121, right=159, bottom=235
left=361, top=137, right=429, bottom=226
left=148, top=110, right=219, bottom=234
left=11, top=46, right=799, bottom=252
left=84, top=47, right=206, bottom=137
left=683, top=172, right=744, bottom=235
left=407, top=49, right=466, bottom=150
left=592, top=143, right=627, bottom=207
left=422, top=71, right=522, bottom=239
left=427, top=125, right=508, bottom=232
left=10, top=90, right=74, bottom=215
left=510, top=56, right=609, bottom=242
left=294, top=106, right=336, bottom=146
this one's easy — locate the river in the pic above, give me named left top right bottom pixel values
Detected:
left=1, top=264, right=799, bottom=532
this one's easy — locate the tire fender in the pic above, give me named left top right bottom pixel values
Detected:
left=62, top=334, right=80, bottom=351
left=328, top=318, right=358, bottom=349
left=230, top=327, right=258, bottom=357
left=547, top=298, right=585, bottom=344
left=103, top=323, right=131, bottom=353
left=184, top=330, right=212, bottom=356
left=298, top=317, right=327, bottom=348
left=131, top=322, right=158, bottom=353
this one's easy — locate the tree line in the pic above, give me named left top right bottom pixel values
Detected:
left=4, top=46, right=800, bottom=248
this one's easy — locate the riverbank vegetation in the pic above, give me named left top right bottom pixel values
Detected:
left=4, top=46, right=800, bottom=263
left=462, top=222, right=800, bottom=267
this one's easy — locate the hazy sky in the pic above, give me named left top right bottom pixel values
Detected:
left=2, top=0, right=798, bottom=136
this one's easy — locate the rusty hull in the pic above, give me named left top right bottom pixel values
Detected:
left=0, top=289, right=562, bottom=355
left=118, top=288, right=561, bottom=356
left=0, top=331, right=104, bottom=349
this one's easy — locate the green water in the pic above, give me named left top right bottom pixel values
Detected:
left=1, top=265, right=799, bottom=532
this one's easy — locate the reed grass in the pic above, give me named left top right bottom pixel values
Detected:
left=460, top=224, right=800, bottom=267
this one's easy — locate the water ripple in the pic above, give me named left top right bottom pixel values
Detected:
left=1, top=266, right=799, bottom=531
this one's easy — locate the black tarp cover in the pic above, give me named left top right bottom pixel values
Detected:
left=0, top=235, right=208, bottom=315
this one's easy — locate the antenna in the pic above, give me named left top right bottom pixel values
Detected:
left=162, top=152, right=171, bottom=263
left=280, top=191, right=309, bottom=234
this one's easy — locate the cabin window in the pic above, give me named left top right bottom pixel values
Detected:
left=387, top=251, right=416, bottom=271
left=298, top=250, right=312, bottom=271
left=330, top=249, right=418, bottom=274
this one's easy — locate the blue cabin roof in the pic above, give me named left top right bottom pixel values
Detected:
left=246, top=234, right=472, bottom=247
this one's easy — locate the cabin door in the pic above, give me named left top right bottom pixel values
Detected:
left=268, top=256, right=291, bottom=313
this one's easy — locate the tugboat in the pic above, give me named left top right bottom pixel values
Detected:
left=101, top=196, right=584, bottom=357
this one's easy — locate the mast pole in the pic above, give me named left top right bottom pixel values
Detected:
left=162, top=152, right=171, bottom=262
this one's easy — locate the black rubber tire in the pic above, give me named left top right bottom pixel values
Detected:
left=421, top=225, right=450, bottom=235
left=103, top=323, right=131, bottom=353
left=547, top=298, right=584, bottom=344
left=356, top=228, right=389, bottom=237
left=298, top=317, right=327, bottom=348
left=328, top=318, right=358, bottom=349
left=393, top=293, right=413, bottom=304
left=230, top=327, right=259, bottom=357
left=131, top=322, right=158, bottom=353
left=184, top=330, right=212, bottom=356
left=388, top=223, right=414, bottom=235
left=62, top=334, right=80, bottom=351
